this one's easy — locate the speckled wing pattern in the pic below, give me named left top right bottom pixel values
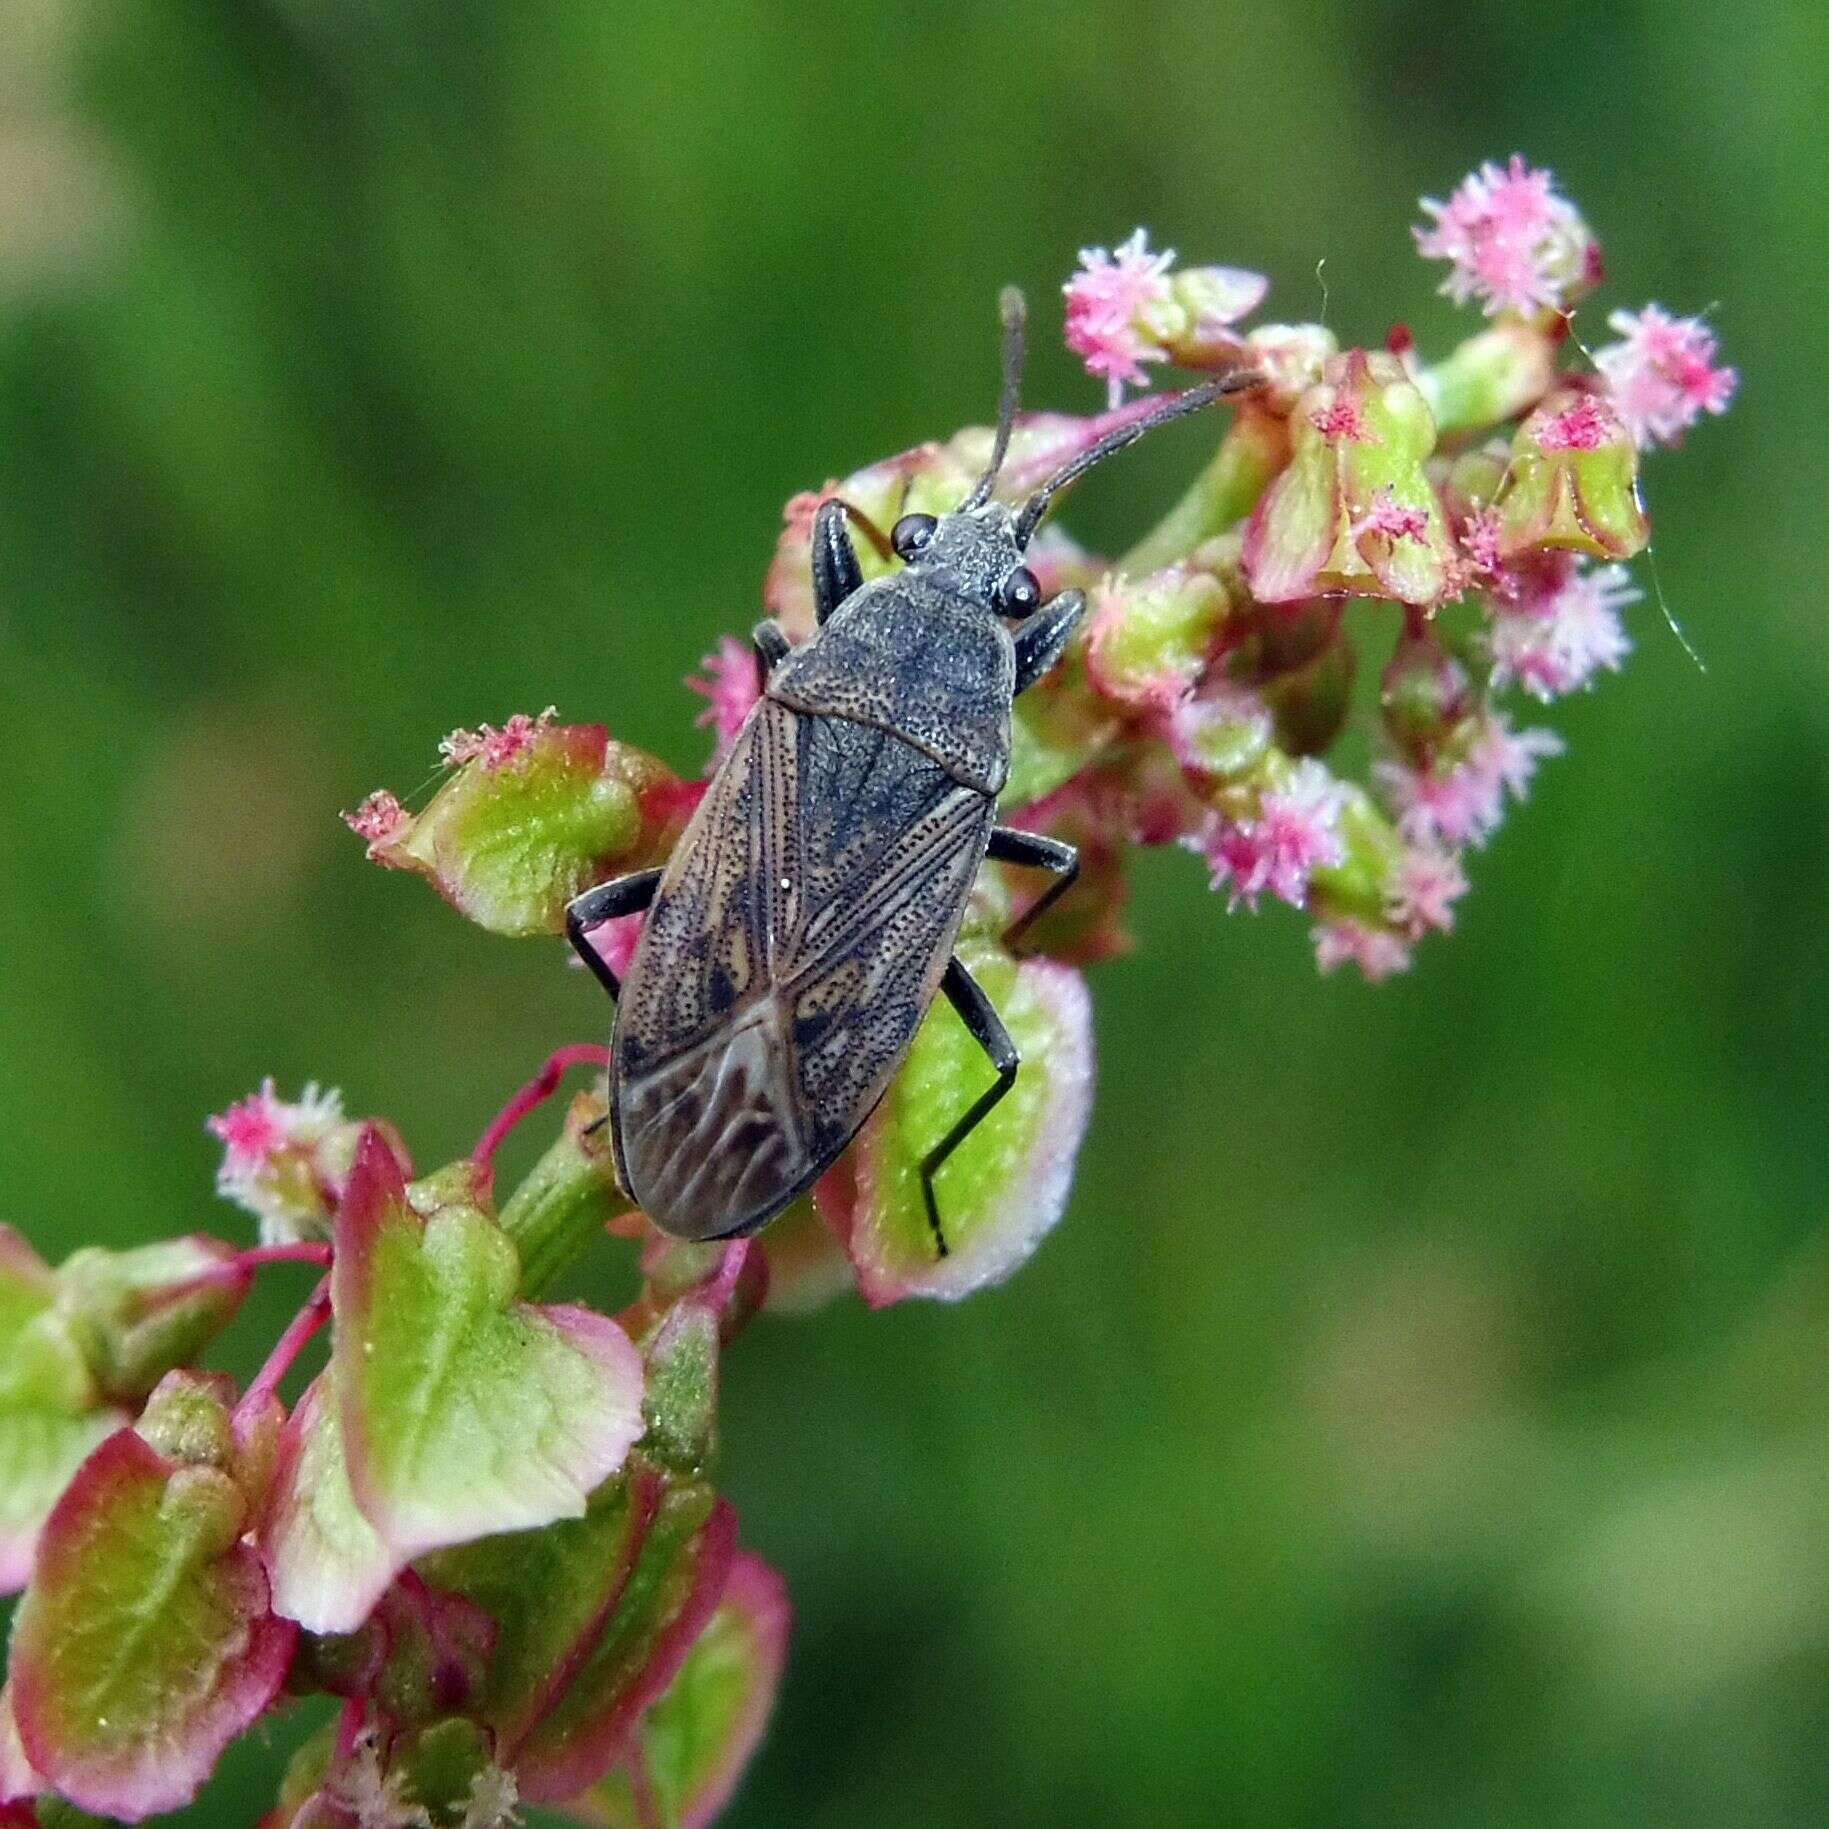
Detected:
left=611, top=696, right=993, bottom=1240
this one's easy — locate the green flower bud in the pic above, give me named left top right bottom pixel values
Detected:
left=1261, top=621, right=1357, bottom=757
left=134, top=1370, right=239, bottom=1474
left=55, top=1237, right=251, bottom=1406
left=1380, top=634, right=1476, bottom=759
left=1085, top=563, right=1232, bottom=713
left=351, top=715, right=684, bottom=939
left=1493, top=388, right=1650, bottom=561
left=1242, top=350, right=1458, bottom=608
left=1416, top=321, right=1558, bottom=436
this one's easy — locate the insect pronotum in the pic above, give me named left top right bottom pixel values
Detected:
left=568, top=290, right=1255, bottom=1251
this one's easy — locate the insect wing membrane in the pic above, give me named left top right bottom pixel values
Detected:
left=612, top=697, right=993, bottom=1240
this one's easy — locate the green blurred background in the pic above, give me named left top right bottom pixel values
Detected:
left=2, top=0, right=1824, bottom=1822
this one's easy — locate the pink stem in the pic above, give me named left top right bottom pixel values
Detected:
left=472, top=1043, right=611, bottom=1174
left=335, top=1696, right=365, bottom=1761
left=236, top=1276, right=331, bottom=1421
left=164, top=1238, right=333, bottom=1301
left=704, top=1239, right=752, bottom=1315
left=238, top=1241, right=333, bottom=1271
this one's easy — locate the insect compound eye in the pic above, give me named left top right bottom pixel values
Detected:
left=890, top=512, right=938, bottom=561
left=996, top=566, right=1043, bottom=618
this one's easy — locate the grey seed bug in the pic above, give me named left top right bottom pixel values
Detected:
left=567, top=289, right=1258, bottom=1252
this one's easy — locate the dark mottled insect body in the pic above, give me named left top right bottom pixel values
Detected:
left=567, top=292, right=1250, bottom=1245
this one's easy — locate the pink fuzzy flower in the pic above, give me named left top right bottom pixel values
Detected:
left=206, top=1080, right=292, bottom=1170
left=1355, top=485, right=1430, bottom=543
left=204, top=1079, right=365, bottom=1244
left=1414, top=156, right=1591, bottom=318
left=1387, top=844, right=1469, bottom=939
left=687, top=635, right=763, bottom=762
left=1459, top=508, right=1504, bottom=581
left=1489, top=558, right=1636, bottom=699
left=439, top=707, right=557, bottom=770
left=1198, top=760, right=1347, bottom=911
left=1375, top=712, right=1564, bottom=848
left=1063, top=229, right=1177, bottom=406
left=1534, top=394, right=1614, bottom=452
left=207, top=1080, right=343, bottom=1172
left=1310, top=398, right=1377, bottom=444
left=342, top=789, right=408, bottom=858
left=1313, top=919, right=1413, bottom=981
left=1593, top=304, right=1738, bottom=448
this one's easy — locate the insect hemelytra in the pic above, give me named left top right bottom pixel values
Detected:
left=568, top=290, right=1254, bottom=1250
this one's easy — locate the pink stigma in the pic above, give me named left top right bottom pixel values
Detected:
left=439, top=708, right=557, bottom=771
left=1535, top=395, right=1614, bottom=452
left=687, top=635, right=763, bottom=762
left=1310, top=399, right=1375, bottom=443
left=342, top=790, right=408, bottom=857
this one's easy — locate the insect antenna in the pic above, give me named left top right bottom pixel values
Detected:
left=1014, top=369, right=1260, bottom=547
left=961, top=286, right=1028, bottom=511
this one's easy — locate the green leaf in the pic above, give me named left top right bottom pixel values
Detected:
left=333, top=1134, right=645, bottom=1566
left=0, top=1228, right=124, bottom=1594
left=821, top=943, right=1093, bottom=1305
left=261, top=1370, right=397, bottom=1634
left=369, top=720, right=679, bottom=937
left=416, top=1470, right=652, bottom=1751
left=512, top=1482, right=737, bottom=1804
left=55, top=1236, right=251, bottom=1404
left=557, top=1549, right=789, bottom=1829
left=8, top=1428, right=296, bottom=1820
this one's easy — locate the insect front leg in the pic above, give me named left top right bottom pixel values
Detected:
left=920, top=957, right=1020, bottom=1259
left=985, top=826, right=1080, bottom=953
left=811, top=498, right=864, bottom=624
left=752, top=619, right=790, bottom=680
left=565, top=867, right=663, bottom=1000
left=1012, top=589, right=1086, bottom=695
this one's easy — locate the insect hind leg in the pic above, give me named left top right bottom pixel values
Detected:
left=565, top=867, right=662, bottom=1000
left=920, top=957, right=1020, bottom=1258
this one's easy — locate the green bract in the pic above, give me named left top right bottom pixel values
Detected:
left=0, top=1230, right=123, bottom=1596
left=335, top=1135, right=645, bottom=1561
left=55, top=1236, right=250, bottom=1405
left=1243, top=348, right=1458, bottom=608
left=558, top=1550, right=789, bottom=1829
left=369, top=721, right=680, bottom=937
left=262, top=1370, right=395, bottom=1634
left=512, top=1479, right=735, bottom=1803
left=1494, top=389, right=1651, bottom=561
left=263, top=1133, right=645, bottom=1635
left=7, top=1411, right=295, bottom=1819
left=821, top=942, right=1093, bottom=1305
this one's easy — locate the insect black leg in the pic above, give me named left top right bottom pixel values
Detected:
left=751, top=618, right=790, bottom=680
left=919, top=957, right=1020, bottom=1259
left=564, top=867, right=663, bottom=1000
left=811, top=498, right=864, bottom=624
left=1012, top=589, right=1086, bottom=695
left=985, top=826, right=1080, bottom=953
